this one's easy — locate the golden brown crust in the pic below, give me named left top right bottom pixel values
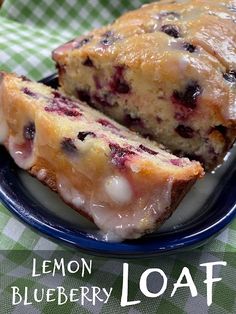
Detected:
left=30, top=160, right=57, bottom=192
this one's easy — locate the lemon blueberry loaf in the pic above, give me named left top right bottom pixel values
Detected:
left=0, top=72, right=203, bottom=241
left=53, top=0, right=236, bottom=170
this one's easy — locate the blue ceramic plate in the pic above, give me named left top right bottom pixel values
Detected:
left=0, top=74, right=235, bottom=257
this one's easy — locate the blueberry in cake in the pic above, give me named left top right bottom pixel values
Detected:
left=53, top=0, right=236, bottom=170
left=0, top=72, right=203, bottom=241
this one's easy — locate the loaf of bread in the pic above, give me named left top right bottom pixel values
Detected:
left=0, top=72, right=203, bottom=241
left=53, top=0, right=236, bottom=170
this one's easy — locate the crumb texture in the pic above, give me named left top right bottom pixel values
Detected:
left=0, top=72, right=203, bottom=241
left=53, top=0, right=236, bottom=170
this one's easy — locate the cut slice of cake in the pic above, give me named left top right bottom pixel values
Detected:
left=0, top=72, right=203, bottom=241
left=53, top=0, right=236, bottom=170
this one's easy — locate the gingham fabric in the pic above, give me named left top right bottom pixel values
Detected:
left=0, top=1, right=235, bottom=313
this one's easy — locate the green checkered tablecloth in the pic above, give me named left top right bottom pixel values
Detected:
left=0, top=1, right=235, bottom=313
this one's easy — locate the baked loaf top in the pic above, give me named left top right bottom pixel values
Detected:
left=53, top=0, right=236, bottom=170
left=0, top=72, right=203, bottom=241
left=54, top=0, right=236, bottom=124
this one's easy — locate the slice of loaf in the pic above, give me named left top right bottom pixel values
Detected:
left=53, top=0, right=236, bottom=170
left=0, top=72, right=203, bottom=241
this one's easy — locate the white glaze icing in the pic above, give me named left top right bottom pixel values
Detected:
left=95, top=177, right=173, bottom=241
left=8, top=136, right=36, bottom=170
left=56, top=174, right=173, bottom=242
left=178, top=55, right=189, bottom=73
left=208, top=11, right=233, bottom=20
left=91, top=203, right=143, bottom=241
left=72, top=196, right=85, bottom=208
left=104, top=175, right=133, bottom=205
left=130, top=163, right=141, bottom=173
left=37, top=169, right=47, bottom=181
left=144, top=177, right=173, bottom=218
left=57, top=176, right=86, bottom=210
